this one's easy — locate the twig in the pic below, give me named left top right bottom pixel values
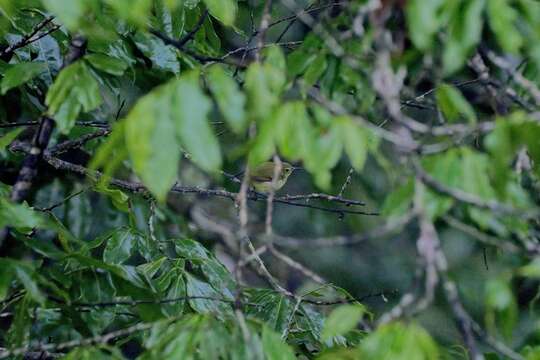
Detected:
left=268, top=246, right=326, bottom=284
left=273, top=213, right=414, bottom=248
left=0, top=17, right=58, bottom=59
left=338, top=168, right=354, bottom=197
left=413, top=158, right=537, bottom=218
left=485, top=50, right=540, bottom=106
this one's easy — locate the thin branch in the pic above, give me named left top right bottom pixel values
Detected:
left=485, top=50, right=540, bottom=106
left=272, top=213, right=414, bottom=248
left=0, top=17, right=59, bottom=59
left=413, top=158, right=538, bottom=218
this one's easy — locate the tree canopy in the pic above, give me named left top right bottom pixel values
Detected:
left=1, top=0, right=540, bottom=359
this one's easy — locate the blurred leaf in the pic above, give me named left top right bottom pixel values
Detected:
left=487, top=0, right=523, bottom=53
left=519, top=258, right=540, bottom=278
left=0, top=127, right=23, bottom=151
left=321, top=304, right=365, bottom=341
left=406, top=0, right=444, bottom=50
left=124, top=79, right=180, bottom=202
left=206, top=65, right=247, bottom=134
left=443, top=0, right=485, bottom=75
left=336, top=116, right=369, bottom=172
left=42, top=0, right=85, bottom=30
left=262, top=326, right=296, bottom=360
left=173, top=72, right=222, bottom=173
left=303, top=53, right=327, bottom=90
left=0, top=259, right=44, bottom=304
left=358, top=322, right=439, bottom=359
left=0, top=198, right=46, bottom=229
left=1, top=62, right=46, bottom=94
left=436, top=84, right=477, bottom=123
left=104, top=0, right=152, bottom=27
left=485, top=278, right=517, bottom=339
left=275, top=101, right=312, bottom=161
left=203, top=0, right=237, bottom=26
left=382, top=178, right=414, bottom=218
left=45, top=61, right=102, bottom=134
left=245, top=46, right=286, bottom=121
left=85, top=54, right=128, bottom=76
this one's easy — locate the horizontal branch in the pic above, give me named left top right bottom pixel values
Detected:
left=9, top=141, right=374, bottom=216
left=413, top=158, right=538, bottom=218
left=272, top=212, right=414, bottom=247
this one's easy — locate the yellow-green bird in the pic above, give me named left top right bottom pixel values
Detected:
left=249, top=161, right=296, bottom=193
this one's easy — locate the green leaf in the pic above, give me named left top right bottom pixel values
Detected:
left=275, top=101, right=312, bottom=161
left=0, top=198, right=46, bottom=229
left=69, top=253, right=147, bottom=288
left=104, top=0, right=153, bottom=27
left=173, top=72, right=222, bottom=173
left=336, top=116, right=369, bottom=171
left=45, top=61, right=102, bottom=134
left=245, top=47, right=286, bottom=121
left=206, top=65, right=247, bottom=134
left=94, top=183, right=130, bottom=212
left=436, top=83, right=477, bottom=123
left=0, top=127, right=24, bottom=151
left=42, top=0, right=85, bottom=30
left=103, top=227, right=141, bottom=264
left=85, top=54, right=128, bottom=76
left=245, top=289, right=293, bottom=334
left=358, top=322, right=439, bottom=359
left=321, top=304, right=365, bottom=341
left=124, top=80, right=181, bottom=202
left=382, top=178, right=414, bottom=218
left=245, top=63, right=276, bottom=122
left=443, top=0, right=485, bottom=75
left=262, top=326, right=296, bottom=360
left=302, top=53, right=327, bottom=90
left=203, top=0, right=237, bottom=26
left=487, top=0, right=523, bottom=53
left=406, top=0, right=444, bottom=50
left=460, top=148, right=495, bottom=200
left=520, top=259, right=540, bottom=278
left=1, top=62, right=47, bottom=94
left=0, top=259, right=45, bottom=304
left=184, top=273, right=231, bottom=315
left=133, top=32, right=180, bottom=74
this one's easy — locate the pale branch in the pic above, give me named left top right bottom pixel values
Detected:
left=272, top=212, right=414, bottom=248
left=268, top=246, right=326, bottom=284
left=412, top=158, right=538, bottom=218
left=441, top=215, right=521, bottom=254
left=485, top=50, right=540, bottom=107
left=254, top=0, right=274, bottom=62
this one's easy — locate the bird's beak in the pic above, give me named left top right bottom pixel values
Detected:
left=292, top=166, right=304, bottom=171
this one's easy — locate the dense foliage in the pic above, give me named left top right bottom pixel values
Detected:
left=1, top=0, right=540, bottom=359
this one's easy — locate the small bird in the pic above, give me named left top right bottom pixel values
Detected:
left=249, top=161, right=296, bottom=193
